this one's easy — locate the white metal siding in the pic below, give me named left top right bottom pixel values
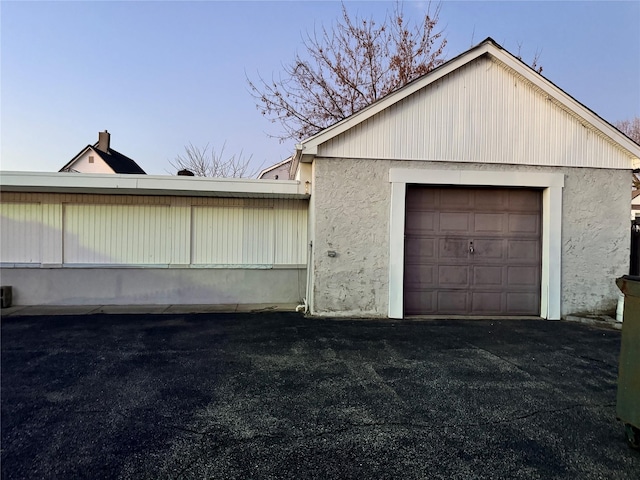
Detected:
left=0, top=203, right=42, bottom=263
left=63, top=204, right=172, bottom=264
left=1, top=193, right=308, bottom=268
left=274, top=199, right=308, bottom=265
left=318, top=57, right=633, bottom=169
left=192, top=206, right=274, bottom=265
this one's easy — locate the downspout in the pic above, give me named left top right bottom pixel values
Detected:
left=295, top=144, right=312, bottom=314
left=295, top=240, right=313, bottom=313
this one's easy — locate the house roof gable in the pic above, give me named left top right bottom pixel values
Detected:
left=258, top=156, right=293, bottom=179
left=92, top=144, right=146, bottom=174
left=295, top=37, right=640, bottom=163
left=59, top=144, right=146, bottom=174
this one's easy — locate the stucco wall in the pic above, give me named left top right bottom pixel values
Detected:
left=311, top=158, right=630, bottom=317
left=2, top=267, right=306, bottom=306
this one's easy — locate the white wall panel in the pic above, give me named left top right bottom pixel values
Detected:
left=318, top=57, right=633, bottom=169
left=192, top=207, right=274, bottom=265
left=274, top=199, right=308, bottom=265
left=63, top=204, right=172, bottom=264
left=0, top=203, right=42, bottom=263
left=243, top=208, right=274, bottom=265
left=41, top=198, right=63, bottom=265
left=1, top=193, right=308, bottom=269
left=192, top=206, right=244, bottom=264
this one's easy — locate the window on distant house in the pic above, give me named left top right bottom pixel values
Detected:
left=88, top=156, right=94, bottom=163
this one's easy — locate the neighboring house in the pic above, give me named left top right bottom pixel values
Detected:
left=59, top=131, right=146, bottom=174
left=290, top=37, right=640, bottom=320
left=258, top=157, right=293, bottom=180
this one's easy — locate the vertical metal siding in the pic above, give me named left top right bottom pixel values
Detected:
left=170, top=197, right=191, bottom=265
left=243, top=208, right=275, bottom=265
left=1, top=193, right=308, bottom=268
left=192, top=200, right=308, bottom=266
left=63, top=204, right=172, bottom=264
left=0, top=203, right=42, bottom=263
left=273, top=199, right=308, bottom=265
left=192, top=206, right=275, bottom=265
left=41, top=197, right=63, bottom=264
left=318, top=57, right=633, bottom=169
left=192, top=206, right=245, bottom=264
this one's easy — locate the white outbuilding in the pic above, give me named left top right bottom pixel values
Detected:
left=290, top=38, right=640, bottom=319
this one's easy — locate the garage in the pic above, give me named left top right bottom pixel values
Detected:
left=403, top=186, right=542, bottom=316
left=291, top=39, right=639, bottom=319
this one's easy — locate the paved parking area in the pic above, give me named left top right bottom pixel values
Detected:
left=2, top=313, right=639, bottom=479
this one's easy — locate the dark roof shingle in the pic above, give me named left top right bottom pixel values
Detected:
left=93, top=144, right=146, bottom=174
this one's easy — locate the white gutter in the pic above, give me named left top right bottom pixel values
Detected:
left=0, top=171, right=310, bottom=199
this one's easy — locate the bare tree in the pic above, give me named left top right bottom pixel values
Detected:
left=515, top=41, right=543, bottom=74
left=615, top=117, right=640, bottom=145
left=169, top=143, right=260, bottom=178
left=248, top=2, right=446, bottom=141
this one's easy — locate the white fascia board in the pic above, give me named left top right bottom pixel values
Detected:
left=297, top=44, right=492, bottom=159
left=0, top=171, right=309, bottom=198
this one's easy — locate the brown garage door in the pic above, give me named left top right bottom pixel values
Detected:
left=404, top=186, right=542, bottom=316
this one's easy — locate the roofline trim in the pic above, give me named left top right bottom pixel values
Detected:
left=0, top=171, right=309, bottom=198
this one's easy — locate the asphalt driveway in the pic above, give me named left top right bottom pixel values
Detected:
left=2, top=313, right=638, bottom=479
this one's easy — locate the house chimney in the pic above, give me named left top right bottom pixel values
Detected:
left=98, top=130, right=110, bottom=152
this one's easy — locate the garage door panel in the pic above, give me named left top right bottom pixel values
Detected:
left=473, top=239, right=505, bottom=260
left=439, top=189, right=473, bottom=208
left=404, top=264, right=435, bottom=287
left=507, top=266, right=540, bottom=286
left=439, top=238, right=469, bottom=259
left=508, top=190, right=540, bottom=210
left=471, top=292, right=504, bottom=314
left=404, top=291, right=435, bottom=314
left=507, top=292, right=539, bottom=314
left=473, top=266, right=503, bottom=286
left=439, top=212, right=470, bottom=232
left=404, top=186, right=541, bottom=316
left=406, top=188, right=437, bottom=209
left=508, top=214, right=540, bottom=234
left=475, top=190, right=507, bottom=209
left=406, top=210, right=435, bottom=233
left=474, top=213, right=505, bottom=233
left=438, top=265, right=469, bottom=287
left=437, top=291, right=468, bottom=314
left=508, top=240, right=540, bottom=261
left=405, top=237, right=436, bottom=259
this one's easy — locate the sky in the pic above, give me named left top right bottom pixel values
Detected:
left=1, top=0, right=639, bottom=176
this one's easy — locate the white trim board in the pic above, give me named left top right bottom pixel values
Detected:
left=388, top=168, right=564, bottom=320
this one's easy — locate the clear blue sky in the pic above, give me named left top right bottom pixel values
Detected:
left=1, top=1, right=639, bottom=175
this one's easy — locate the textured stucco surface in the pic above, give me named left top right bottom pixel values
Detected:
left=2, top=268, right=306, bottom=306
left=311, top=158, right=630, bottom=317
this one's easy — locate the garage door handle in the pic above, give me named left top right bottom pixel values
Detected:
left=469, top=242, right=474, bottom=254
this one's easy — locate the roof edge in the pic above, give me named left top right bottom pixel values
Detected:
left=0, top=171, right=309, bottom=199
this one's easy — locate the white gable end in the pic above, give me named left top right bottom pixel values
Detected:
left=65, top=148, right=115, bottom=174
left=316, top=55, right=635, bottom=170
